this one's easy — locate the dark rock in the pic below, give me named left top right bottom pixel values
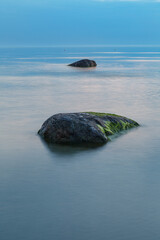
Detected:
left=38, top=112, right=139, bottom=145
left=68, top=59, right=97, bottom=68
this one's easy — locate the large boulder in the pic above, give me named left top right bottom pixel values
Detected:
left=38, top=112, right=139, bottom=145
left=68, top=59, right=97, bottom=68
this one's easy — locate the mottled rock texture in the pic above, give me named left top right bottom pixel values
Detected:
left=38, top=112, right=139, bottom=145
left=68, top=59, right=97, bottom=68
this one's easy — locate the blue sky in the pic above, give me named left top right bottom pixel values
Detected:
left=0, top=0, right=160, bottom=46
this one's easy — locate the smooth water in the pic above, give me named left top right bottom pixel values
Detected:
left=0, top=46, right=160, bottom=240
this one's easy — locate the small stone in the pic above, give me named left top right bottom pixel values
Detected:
left=68, top=59, right=97, bottom=68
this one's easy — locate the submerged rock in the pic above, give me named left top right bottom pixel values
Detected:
left=68, top=59, right=97, bottom=68
left=38, top=112, right=139, bottom=145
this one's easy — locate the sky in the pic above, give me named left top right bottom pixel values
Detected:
left=0, top=0, right=160, bottom=46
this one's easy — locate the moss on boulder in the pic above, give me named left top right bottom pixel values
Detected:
left=86, top=112, right=139, bottom=136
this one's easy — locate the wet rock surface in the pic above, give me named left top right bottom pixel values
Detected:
left=38, top=112, right=139, bottom=145
left=68, top=59, right=97, bottom=68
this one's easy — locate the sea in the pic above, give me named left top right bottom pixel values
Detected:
left=0, top=46, right=160, bottom=240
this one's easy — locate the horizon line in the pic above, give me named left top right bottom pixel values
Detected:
left=1, top=44, right=160, bottom=48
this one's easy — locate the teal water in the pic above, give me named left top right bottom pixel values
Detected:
left=0, top=46, right=160, bottom=240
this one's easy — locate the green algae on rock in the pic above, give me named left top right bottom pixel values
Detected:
left=85, top=112, right=139, bottom=136
left=38, top=112, right=139, bottom=145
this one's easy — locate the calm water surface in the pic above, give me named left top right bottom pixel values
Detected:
left=0, top=46, right=160, bottom=240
